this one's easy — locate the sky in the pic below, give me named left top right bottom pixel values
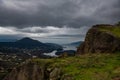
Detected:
left=0, top=0, right=120, bottom=44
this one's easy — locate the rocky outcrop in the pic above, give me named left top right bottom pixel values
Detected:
left=77, top=24, right=120, bottom=54
left=3, top=60, right=62, bottom=80
left=4, top=62, right=45, bottom=80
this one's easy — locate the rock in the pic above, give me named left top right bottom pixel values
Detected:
left=49, top=68, right=61, bottom=80
left=77, top=24, right=120, bottom=54
left=4, top=62, right=46, bottom=80
left=3, top=61, right=63, bottom=80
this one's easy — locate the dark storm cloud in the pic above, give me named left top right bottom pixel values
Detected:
left=92, top=0, right=120, bottom=24
left=0, top=0, right=78, bottom=27
left=0, top=0, right=119, bottom=28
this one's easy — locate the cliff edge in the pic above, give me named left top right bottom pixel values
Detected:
left=77, top=24, right=120, bottom=54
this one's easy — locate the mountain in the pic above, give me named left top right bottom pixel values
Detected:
left=16, top=37, right=41, bottom=44
left=0, top=37, right=43, bottom=49
left=77, top=23, right=120, bottom=54
left=15, top=37, right=46, bottom=49
left=0, top=37, right=63, bottom=56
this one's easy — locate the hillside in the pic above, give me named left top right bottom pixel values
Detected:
left=3, top=53, right=120, bottom=80
left=77, top=24, right=120, bottom=54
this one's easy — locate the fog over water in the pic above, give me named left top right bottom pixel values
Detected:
left=43, top=45, right=77, bottom=57
left=43, top=50, right=58, bottom=57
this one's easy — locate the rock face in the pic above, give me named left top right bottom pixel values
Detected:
left=3, top=60, right=62, bottom=80
left=77, top=24, right=120, bottom=54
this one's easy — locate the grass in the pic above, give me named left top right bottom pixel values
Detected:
left=99, top=26, right=120, bottom=38
left=32, top=53, right=120, bottom=80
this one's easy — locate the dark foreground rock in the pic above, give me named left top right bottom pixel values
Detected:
left=3, top=60, right=62, bottom=80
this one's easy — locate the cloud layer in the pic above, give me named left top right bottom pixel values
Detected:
left=0, top=0, right=120, bottom=27
left=0, top=26, right=90, bottom=43
left=0, top=0, right=120, bottom=43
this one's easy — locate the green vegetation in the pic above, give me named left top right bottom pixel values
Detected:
left=99, top=26, right=120, bottom=38
left=32, top=53, right=120, bottom=80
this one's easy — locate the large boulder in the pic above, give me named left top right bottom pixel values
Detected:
left=77, top=24, right=120, bottom=54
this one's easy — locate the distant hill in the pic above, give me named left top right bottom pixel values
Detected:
left=14, top=37, right=45, bottom=48
left=16, top=37, right=41, bottom=44
left=0, top=37, right=63, bottom=56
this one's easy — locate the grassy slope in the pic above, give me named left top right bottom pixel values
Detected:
left=99, top=26, right=120, bottom=38
left=32, top=53, right=120, bottom=80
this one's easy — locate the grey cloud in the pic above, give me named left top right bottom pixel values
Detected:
left=0, top=0, right=119, bottom=28
left=19, top=28, right=50, bottom=33
left=92, top=0, right=120, bottom=23
left=52, top=34, right=84, bottom=38
left=0, top=35, right=22, bottom=39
